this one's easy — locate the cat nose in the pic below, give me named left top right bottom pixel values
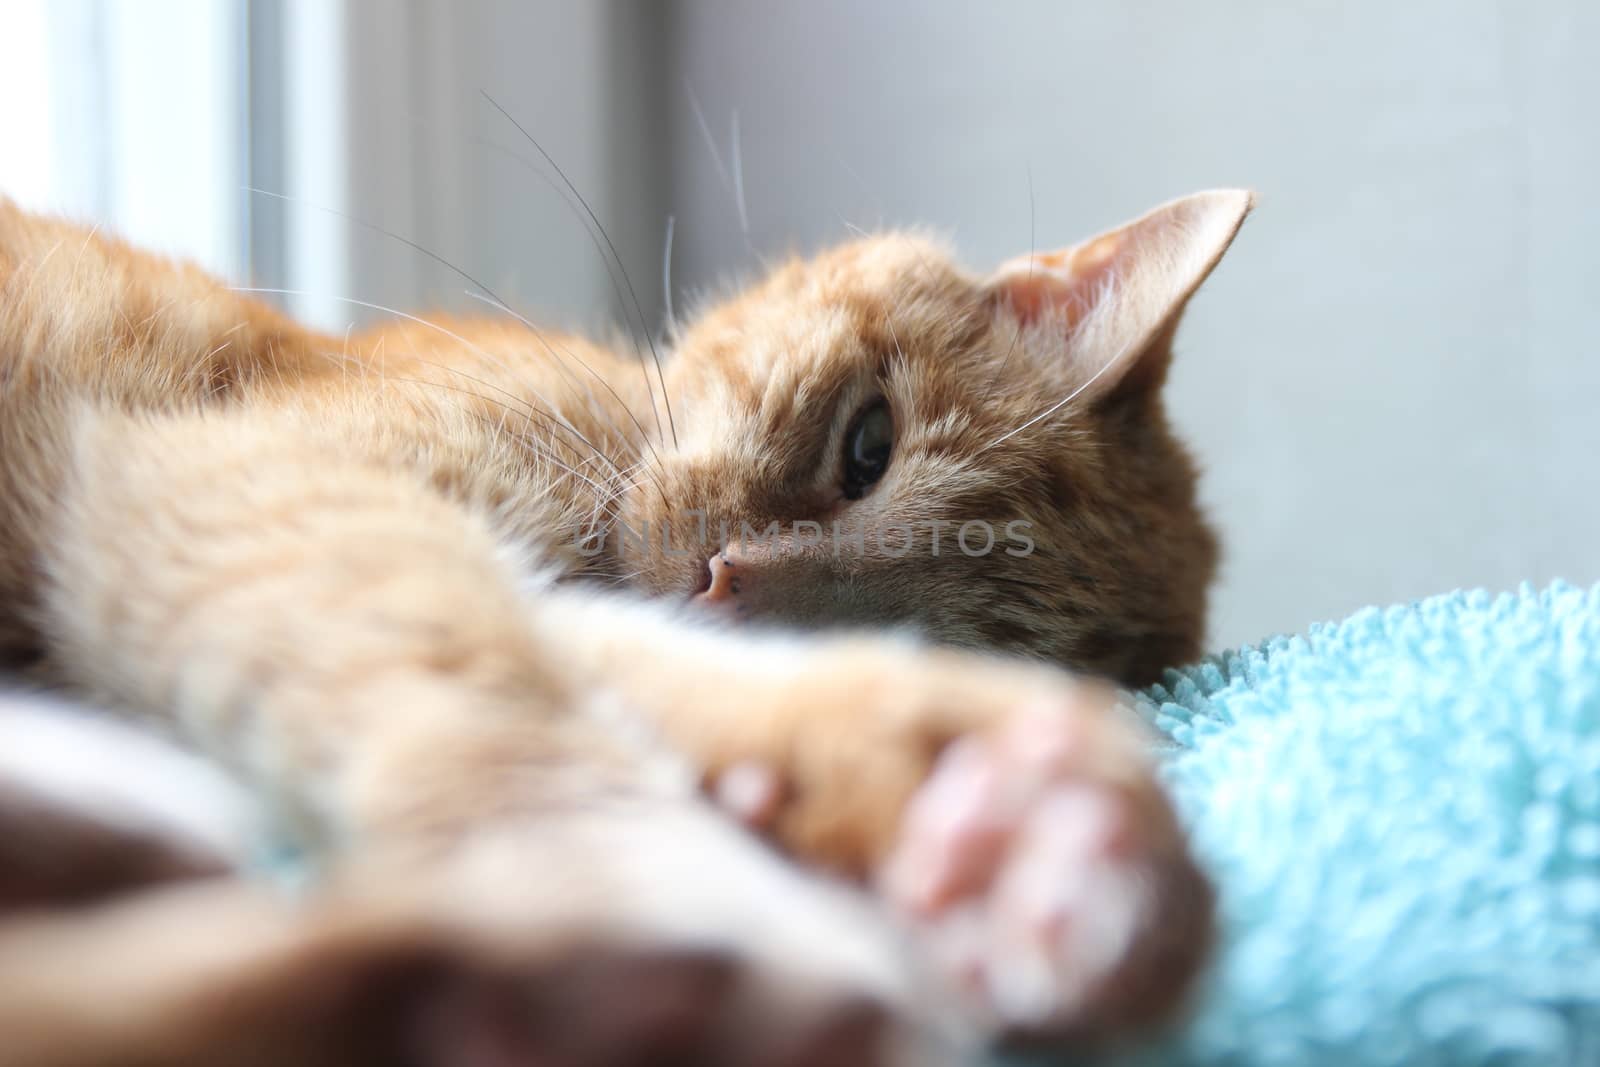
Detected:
left=693, top=554, right=743, bottom=606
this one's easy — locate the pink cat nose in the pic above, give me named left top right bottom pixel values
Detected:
left=693, top=554, right=743, bottom=605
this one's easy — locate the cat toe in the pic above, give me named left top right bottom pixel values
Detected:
left=709, top=759, right=786, bottom=832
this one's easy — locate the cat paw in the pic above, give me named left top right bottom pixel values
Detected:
left=879, top=703, right=1213, bottom=1044
left=703, top=673, right=1212, bottom=1046
left=687, top=644, right=1212, bottom=1046
left=411, top=947, right=917, bottom=1067
left=378, top=801, right=960, bottom=1067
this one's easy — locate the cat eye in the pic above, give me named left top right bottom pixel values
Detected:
left=842, top=399, right=894, bottom=499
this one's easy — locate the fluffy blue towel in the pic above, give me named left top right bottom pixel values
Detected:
left=1058, top=583, right=1600, bottom=1067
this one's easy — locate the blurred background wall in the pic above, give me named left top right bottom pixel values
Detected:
left=1, top=0, right=1595, bottom=649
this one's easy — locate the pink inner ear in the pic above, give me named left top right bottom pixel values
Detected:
left=994, top=232, right=1127, bottom=330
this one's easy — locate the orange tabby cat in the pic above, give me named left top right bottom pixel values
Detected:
left=0, top=189, right=1250, bottom=1065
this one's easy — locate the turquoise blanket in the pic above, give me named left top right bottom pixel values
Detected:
left=1077, top=583, right=1600, bottom=1066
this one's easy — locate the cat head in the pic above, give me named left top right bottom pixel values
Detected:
left=615, top=191, right=1251, bottom=685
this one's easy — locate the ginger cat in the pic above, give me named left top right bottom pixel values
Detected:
left=0, top=189, right=1250, bottom=1065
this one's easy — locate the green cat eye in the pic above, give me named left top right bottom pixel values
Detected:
left=842, top=399, right=894, bottom=499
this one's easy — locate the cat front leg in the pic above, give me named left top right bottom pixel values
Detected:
left=534, top=590, right=1213, bottom=1044
left=0, top=687, right=943, bottom=1067
left=0, top=803, right=951, bottom=1067
left=23, top=408, right=947, bottom=1065
left=29, top=402, right=598, bottom=841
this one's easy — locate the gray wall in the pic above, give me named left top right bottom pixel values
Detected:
left=338, top=0, right=669, bottom=336
left=661, top=0, right=1600, bottom=648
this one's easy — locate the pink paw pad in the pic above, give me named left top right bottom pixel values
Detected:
left=880, top=703, right=1189, bottom=1038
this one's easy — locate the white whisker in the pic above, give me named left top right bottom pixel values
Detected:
left=984, top=335, right=1129, bottom=452
left=458, top=288, right=651, bottom=463
left=731, top=110, right=750, bottom=237
left=234, top=286, right=627, bottom=478
left=686, top=83, right=733, bottom=192
left=662, top=214, right=677, bottom=329
left=478, top=91, right=678, bottom=450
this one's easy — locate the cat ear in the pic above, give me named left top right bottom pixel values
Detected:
left=986, top=189, right=1253, bottom=404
